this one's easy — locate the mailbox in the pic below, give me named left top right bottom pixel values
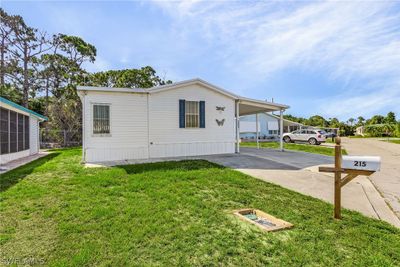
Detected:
left=341, top=156, right=381, bottom=171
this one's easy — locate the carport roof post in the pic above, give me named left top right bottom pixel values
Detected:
left=235, top=97, right=288, bottom=153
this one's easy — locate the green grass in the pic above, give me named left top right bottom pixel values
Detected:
left=241, top=142, right=347, bottom=156
left=383, top=139, right=400, bottom=144
left=1, top=148, right=399, bottom=266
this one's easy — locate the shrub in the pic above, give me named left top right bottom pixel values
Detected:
left=364, top=124, right=395, bottom=137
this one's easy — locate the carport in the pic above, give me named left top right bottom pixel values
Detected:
left=235, top=97, right=289, bottom=153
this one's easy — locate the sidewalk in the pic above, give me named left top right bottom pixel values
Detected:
left=0, top=152, right=49, bottom=175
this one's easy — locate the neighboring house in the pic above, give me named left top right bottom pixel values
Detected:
left=77, top=78, right=289, bottom=163
left=240, top=113, right=303, bottom=139
left=356, top=126, right=365, bottom=136
left=0, top=97, right=47, bottom=164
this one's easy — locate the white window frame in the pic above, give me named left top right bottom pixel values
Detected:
left=92, top=103, right=111, bottom=137
left=185, top=101, right=200, bottom=128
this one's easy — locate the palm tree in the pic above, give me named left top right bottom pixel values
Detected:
left=357, top=116, right=365, bottom=126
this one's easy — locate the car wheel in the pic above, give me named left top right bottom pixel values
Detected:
left=308, top=138, right=317, bottom=145
left=283, top=136, right=291, bottom=143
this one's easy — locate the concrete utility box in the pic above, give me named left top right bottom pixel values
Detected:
left=342, top=156, right=381, bottom=171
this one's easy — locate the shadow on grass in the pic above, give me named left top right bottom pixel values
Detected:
left=0, top=152, right=60, bottom=192
left=118, top=159, right=224, bottom=174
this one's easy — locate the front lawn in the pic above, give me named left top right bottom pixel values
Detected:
left=383, top=139, right=400, bottom=144
left=1, top=148, right=398, bottom=266
left=241, top=141, right=348, bottom=156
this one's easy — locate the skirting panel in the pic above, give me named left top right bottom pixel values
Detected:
left=149, top=141, right=235, bottom=158
left=85, top=147, right=149, bottom=163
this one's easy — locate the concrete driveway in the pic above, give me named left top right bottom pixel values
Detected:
left=341, top=137, right=400, bottom=221
left=200, top=147, right=400, bottom=227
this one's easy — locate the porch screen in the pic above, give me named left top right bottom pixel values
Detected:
left=0, top=107, right=9, bottom=154
left=0, top=107, right=30, bottom=155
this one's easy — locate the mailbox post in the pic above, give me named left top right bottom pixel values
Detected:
left=319, top=137, right=380, bottom=219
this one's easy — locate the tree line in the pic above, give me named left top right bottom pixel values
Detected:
left=1, top=9, right=398, bottom=143
left=284, top=112, right=400, bottom=137
left=0, top=8, right=171, bottom=145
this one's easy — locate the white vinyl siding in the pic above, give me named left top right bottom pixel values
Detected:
left=93, top=104, right=110, bottom=135
left=80, top=83, right=236, bottom=163
left=149, top=84, right=235, bottom=158
left=82, top=92, right=149, bottom=162
left=29, top=116, right=39, bottom=155
left=185, top=101, right=199, bottom=128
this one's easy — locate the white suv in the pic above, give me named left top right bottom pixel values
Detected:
left=282, top=129, right=326, bottom=145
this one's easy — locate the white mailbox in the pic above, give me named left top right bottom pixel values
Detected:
left=342, top=156, right=381, bottom=171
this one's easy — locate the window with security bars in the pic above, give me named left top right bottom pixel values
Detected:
left=93, top=104, right=110, bottom=134
left=185, top=101, right=199, bottom=128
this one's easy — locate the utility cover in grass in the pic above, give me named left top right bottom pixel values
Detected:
left=234, top=208, right=293, bottom=232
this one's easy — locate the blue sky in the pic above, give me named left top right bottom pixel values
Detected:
left=3, top=0, right=400, bottom=120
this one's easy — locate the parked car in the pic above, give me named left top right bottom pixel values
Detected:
left=283, top=129, right=326, bottom=145
left=323, top=131, right=337, bottom=138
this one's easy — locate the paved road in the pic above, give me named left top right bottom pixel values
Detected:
left=341, top=137, right=400, bottom=219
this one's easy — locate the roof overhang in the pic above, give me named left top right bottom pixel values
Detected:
left=238, top=97, right=289, bottom=116
left=148, top=78, right=239, bottom=99
left=77, top=86, right=147, bottom=94
left=0, top=97, right=47, bottom=121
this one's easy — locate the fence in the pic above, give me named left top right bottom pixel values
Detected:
left=40, top=129, right=81, bottom=149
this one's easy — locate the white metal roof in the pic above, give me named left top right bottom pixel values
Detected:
left=77, top=78, right=289, bottom=115
left=77, top=85, right=147, bottom=93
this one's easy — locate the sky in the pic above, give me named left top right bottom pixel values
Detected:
left=3, top=0, right=400, bottom=120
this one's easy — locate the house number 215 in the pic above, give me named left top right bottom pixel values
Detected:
left=354, top=161, right=367, bottom=167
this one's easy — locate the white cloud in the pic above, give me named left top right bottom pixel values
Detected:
left=151, top=0, right=400, bottom=118
left=83, top=56, right=111, bottom=72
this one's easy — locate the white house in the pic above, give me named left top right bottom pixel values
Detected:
left=0, top=97, right=47, bottom=165
left=240, top=113, right=303, bottom=140
left=355, top=126, right=365, bottom=136
left=77, top=79, right=289, bottom=163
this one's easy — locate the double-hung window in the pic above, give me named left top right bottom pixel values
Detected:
left=185, top=101, right=199, bottom=128
left=179, top=99, right=205, bottom=129
left=93, top=104, right=110, bottom=135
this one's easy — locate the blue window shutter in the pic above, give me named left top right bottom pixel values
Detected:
left=199, top=101, right=205, bottom=128
left=179, top=99, right=185, bottom=128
